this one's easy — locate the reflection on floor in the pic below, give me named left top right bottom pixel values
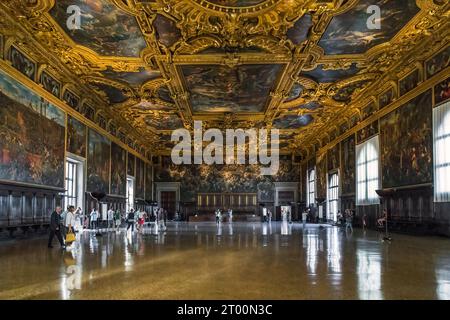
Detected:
left=0, top=222, right=449, bottom=300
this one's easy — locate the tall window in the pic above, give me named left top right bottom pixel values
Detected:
left=434, top=101, right=450, bottom=202
left=356, top=135, right=380, bottom=205
left=307, top=169, right=316, bottom=206
left=328, top=173, right=339, bottom=221
left=126, top=177, right=135, bottom=213
left=64, top=157, right=84, bottom=210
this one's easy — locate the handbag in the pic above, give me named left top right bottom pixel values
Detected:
left=65, top=230, right=76, bottom=244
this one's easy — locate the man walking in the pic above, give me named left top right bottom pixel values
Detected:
left=48, top=206, right=65, bottom=249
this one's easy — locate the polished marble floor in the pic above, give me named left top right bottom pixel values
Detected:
left=0, top=222, right=449, bottom=300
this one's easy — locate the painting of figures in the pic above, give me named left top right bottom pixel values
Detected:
left=102, top=68, right=161, bottom=87
left=316, top=155, right=327, bottom=200
left=87, top=129, right=111, bottom=193
left=380, top=90, right=432, bottom=188
left=50, top=0, right=146, bottom=57
left=357, top=121, right=379, bottom=143
left=341, top=134, right=355, bottom=195
left=207, top=0, right=266, bottom=6
left=426, top=45, right=450, bottom=79
left=135, top=158, right=145, bottom=199
left=83, top=104, right=95, bottom=121
left=145, top=163, right=153, bottom=200
left=110, top=143, right=126, bottom=196
left=181, top=64, right=283, bottom=113
left=287, top=14, right=313, bottom=45
left=153, top=14, right=182, bottom=48
left=399, top=69, right=420, bottom=97
left=9, top=46, right=35, bottom=80
left=67, top=116, right=87, bottom=157
left=361, top=102, right=378, bottom=120
left=379, top=87, right=395, bottom=109
left=145, top=113, right=184, bottom=131
left=285, top=83, right=303, bottom=102
left=319, top=0, right=419, bottom=55
left=333, top=80, right=369, bottom=102
left=0, top=69, right=65, bottom=188
left=128, top=153, right=136, bottom=176
left=435, top=76, right=450, bottom=106
left=273, top=114, right=314, bottom=129
left=63, top=90, right=80, bottom=111
left=327, top=144, right=340, bottom=171
left=40, top=71, right=60, bottom=98
left=303, top=63, right=359, bottom=83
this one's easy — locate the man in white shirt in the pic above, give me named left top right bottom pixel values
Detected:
left=65, top=206, right=76, bottom=236
left=90, top=208, right=98, bottom=230
left=107, top=208, right=114, bottom=229
left=302, top=210, right=308, bottom=228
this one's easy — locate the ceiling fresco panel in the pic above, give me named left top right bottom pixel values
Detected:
left=302, top=63, right=360, bottom=83
left=101, top=68, right=161, bottom=87
left=273, top=114, right=314, bottom=129
left=286, top=14, right=313, bottom=45
left=205, top=0, right=268, bottom=7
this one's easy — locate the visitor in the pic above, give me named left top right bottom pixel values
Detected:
left=302, top=210, right=308, bottom=228
left=127, top=209, right=135, bottom=232
left=268, top=210, right=272, bottom=223
left=114, top=209, right=121, bottom=231
left=64, top=206, right=76, bottom=246
left=138, top=211, right=145, bottom=233
left=262, top=209, right=267, bottom=223
left=107, top=207, right=114, bottom=229
left=48, top=206, right=65, bottom=249
left=228, top=209, right=233, bottom=223
left=90, top=208, right=98, bottom=230
left=377, top=210, right=388, bottom=227
left=75, top=207, right=83, bottom=231
left=345, top=209, right=353, bottom=233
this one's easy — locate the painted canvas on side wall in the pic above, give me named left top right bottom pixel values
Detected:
left=0, top=69, right=65, bottom=188
left=87, top=129, right=111, bottom=193
left=135, top=157, right=145, bottom=199
left=67, top=116, right=86, bottom=157
left=110, top=142, right=126, bottom=196
left=435, top=76, right=450, bottom=106
left=128, top=153, right=135, bottom=176
left=341, top=134, right=355, bottom=195
left=145, top=163, right=153, bottom=200
left=315, top=155, right=327, bottom=200
left=380, top=90, right=432, bottom=188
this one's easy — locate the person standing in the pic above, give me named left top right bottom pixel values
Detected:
left=127, top=209, right=135, bottom=232
left=48, top=206, right=65, bottom=249
left=345, top=209, right=353, bottom=233
left=114, top=209, right=121, bottom=231
left=90, top=208, right=98, bottom=230
left=107, top=207, right=114, bottom=230
left=64, top=206, right=76, bottom=236
left=302, top=210, right=308, bottom=228
left=75, top=207, right=83, bottom=231
left=228, top=209, right=233, bottom=223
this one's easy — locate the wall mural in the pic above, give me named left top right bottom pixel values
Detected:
left=380, top=90, right=432, bottom=188
left=302, top=63, right=359, bottom=83
left=399, top=69, right=420, bottom=97
left=153, top=14, right=182, bottom=48
left=63, top=90, right=80, bottom=110
left=87, top=129, right=111, bottom=193
left=435, top=76, right=450, bottom=105
left=145, top=163, right=153, bottom=201
left=50, top=0, right=147, bottom=57
left=0, top=69, right=65, bottom=188
left=286, top=14, right=313, bottom=45
left=315, top=154, right=327, bottom=200
left=155, top=156, right=300, bottom=202
left=40, top=71, right=60, bottom=98
left=135, top=157, right=145, bottom=199
left=10, top=46, right=35, bottom=80
left=110, top=142, right=126, bottom=196
left=181, top=64, right=283, bottom=113
left=67, top=116, right=87, bottom=157
left=379, top=87, right=395, bottom=109
left=357, top=120, right=379, bottom=143
left=341, top=134, right=355, bottom=195
left=319, top=0, right=419, bottom=55
left=327, top=144, right=339, bottom=171
left=127, top=152, right=135, bottom=176
left=425, top=45, right=450, bottom=79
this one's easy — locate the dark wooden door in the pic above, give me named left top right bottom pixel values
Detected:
left=160, top=191, right=176, bottom=220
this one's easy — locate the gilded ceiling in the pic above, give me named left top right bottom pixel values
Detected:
left=0, top=0, right=449, bottom=158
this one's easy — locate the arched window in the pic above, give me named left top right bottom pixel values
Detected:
left=356, top=135, right=380, bottom=205
left=434, top=101, right=450, bottom=202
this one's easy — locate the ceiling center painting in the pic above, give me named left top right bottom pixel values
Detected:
left=203, top=0, right=268, bottom=7
left=180, top=64, right=284, bottom=113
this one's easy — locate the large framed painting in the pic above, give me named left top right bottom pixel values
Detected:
left=135, top=157, right=145, bottom=199
left=425, top=45, right=450, bottom=79
left=361, top=102, right=378, bottom=120
left=9, top=46, right=36, bottom=80
left=379, top=87, right=395, bottom=109
left=341, top=134, right=355, bottom=195
left=145, top=163, right=153, bottom=200
left=87, top=129, right=111, bottom=193
left=357, top=121, right=379, bottom=144
left=0, top=69, right=65, bottom=188
left=63, top=90, right=80, bottom=111
left=380, top=90, right=432, bottom=188
left=110, top=142, right=126, bottom=196
left=83, top=104, right=95, bottom=121
left=127, top=153, right=136, bottom=176
left=399, top=69, right=420, bottom=97
left=67, top=116, right=87, bottom=157
left=39, top=71, right=61, bottom=98
left=434, top=76, right=450, bottom=106
left=327, top=144, right=340, bottom=171
left=316, top=154, right=327, bottom=200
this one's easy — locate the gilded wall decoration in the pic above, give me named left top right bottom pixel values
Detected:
left=87, top=129, right=111, bottom=193
left=399, top=69, right=420, bottom=97
left=435, top=76, right=450, bottom=106
left=425, top=45, right=450, bottom=79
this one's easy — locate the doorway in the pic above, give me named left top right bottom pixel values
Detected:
left=160, top=191, right=176, bottom=220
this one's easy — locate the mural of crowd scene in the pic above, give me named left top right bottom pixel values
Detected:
left=87, top=129, right=111, bottom=193
left=333, top=80, right=370, bottom=102
left=302, top=63, right=360, bottom=83
left=181, top=64, right=283, bottom=113
left=327, top=144, right=340, bottom=171
left=39, top=71, right=60, bottom=98
left=435, top=76, right=450, bottom=105
left=315, top=155, right=327, bottom=200
left=110, top=142, right=126, bottom=196
left=127, top=152, right=136, bottom=176
left=92, top=83, right=128, bottom=104
left=9, top=46, right=35, bottom=80
left=361, top=102, right=378, bottom=120
left=63, top=90, right=80, bottom=110
left=101, top=68, right=161, bottom=87
left=145, top=114, right=184, bottom=130
left=0, top=69, right=65, bottom=188
left=379, top=87, right=395, bottom=109
left=425, top=45, right=450, bottom=79
left=158, top=86, right=174, bottom=103
left=50, top=0, right=146, bottom=57
left=83, top=104, right=95, bottom=121
left=145, top=163, right=153, bottom=200
left=67, top=116, right=87, bottom=157
left=273, top=114, right=314, bottom=129
left=399, top=69, right=420, bottom=97
left=153, top=14, right=182, bottom=48
left=285, top=83, right=303, bottom=102
left=341, top=134, right=355, bottom=195
left=319, top=0, right=419, bottom=55
left=286, top=14, right=313, bottom=45
left=380, top=90, right=432, bottom=188
left=135, top=157, right=145, bottom=199
left=356, top=120, right=379, bottom=143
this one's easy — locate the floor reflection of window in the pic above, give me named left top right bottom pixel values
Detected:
left=357, top=248, right=382, bottom=300
left=435, top=267, right=450, bottom=300
left=327, top=228, right=341, bottom=274
left=306, top=233, right=319, bottom=275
